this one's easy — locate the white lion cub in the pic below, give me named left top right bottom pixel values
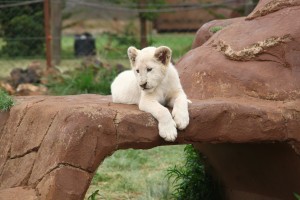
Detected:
left=111, top=46, right=189, bottom=142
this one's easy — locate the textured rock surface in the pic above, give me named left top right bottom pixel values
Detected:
left=0, top=0, right=300, bottom=199
left=0, top=94, right=299, bottom=199
left=183, top=0, right=300, bottom=101
left=177, top=0, right=300, bottom=199
left=0, top=187, right=37, bottom=200
left=191, top=17, right=245, bottom=49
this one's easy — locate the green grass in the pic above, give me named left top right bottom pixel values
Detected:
left=85, top=145, right=186, bottom=200
left=150, top=33, right=194, bottom=59
left=0, top=89, right=14, bottom=111
left=209, top=26, right=223, bottom=33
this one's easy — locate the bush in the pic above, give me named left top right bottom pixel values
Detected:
left=167, top=145, right=223, bottom=200
left=0, top=90, right=14, bottom=111
left=47, top=67, right=117, bottom=95
left=0, top=2, right=44, bottom=57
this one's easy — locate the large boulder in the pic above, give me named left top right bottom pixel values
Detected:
left=180, top=0, right=300, bottom=101
left=176, top=0, right=300, bottom=199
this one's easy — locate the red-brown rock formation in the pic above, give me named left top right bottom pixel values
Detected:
left=0, top=93, right=299, bottom=199
left=0, top=0, right=300, bottom=199
left=176, top=0, right=300, bottom=199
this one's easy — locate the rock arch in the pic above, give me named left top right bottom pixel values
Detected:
left=0, top=94, right=299, bottom=199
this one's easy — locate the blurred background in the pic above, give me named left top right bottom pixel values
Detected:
left=0, top=0, right=258, bottom=80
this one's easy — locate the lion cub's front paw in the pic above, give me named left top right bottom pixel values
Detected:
left=172, top=108, right=189, bottom=130
left=159, top=120, right=177, bottom=142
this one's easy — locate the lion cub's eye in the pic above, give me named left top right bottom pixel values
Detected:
left=136, top=69, right=139, bottom=73
left=147, top=68, right=152, bottom=72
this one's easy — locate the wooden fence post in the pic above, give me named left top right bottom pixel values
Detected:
left=51, top=0, right=62, bottom=65
left=44, top=0, right=52, bottom=70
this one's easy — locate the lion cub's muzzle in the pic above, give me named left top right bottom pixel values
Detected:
left=140, top=82, right=148, bottom=89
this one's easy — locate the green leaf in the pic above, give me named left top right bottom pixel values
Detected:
left=88, top=190, right=100, bottom=200
left=166, top=144, right=223, bottom=199
left=0, top=90, right=14, bottom=111
left=294, top=193, right=300, bottom=200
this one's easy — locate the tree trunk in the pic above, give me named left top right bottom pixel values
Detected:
left=139, top=16, right=148, bottom=48
left=50, top=0, right=62, bottom=65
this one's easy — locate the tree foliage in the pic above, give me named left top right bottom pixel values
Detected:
left=0, top=2, right=44, bottom=57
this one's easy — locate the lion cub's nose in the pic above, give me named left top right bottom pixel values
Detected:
left=140, top=82, right=147, bottom=89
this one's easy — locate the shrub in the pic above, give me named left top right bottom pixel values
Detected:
left=47, top=67, right=117, bottom=95
left=167, top=144, right=223, bottom=200
left=0, top=90, right=14, bottom=111
left=0, top=2, right=44, bottom=57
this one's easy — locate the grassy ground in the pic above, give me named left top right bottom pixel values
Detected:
left=85, top=145, right=186, bottom=200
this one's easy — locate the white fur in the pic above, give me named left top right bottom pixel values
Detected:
left=111, top=46, right=189, bottom=142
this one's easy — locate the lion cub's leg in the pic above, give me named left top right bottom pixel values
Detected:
left=139, top=96, right=177, bottom=142
left=170, top=92, right=189, bottom=130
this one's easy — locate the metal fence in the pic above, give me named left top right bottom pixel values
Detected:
left=0, top=0, right=256, bottom=77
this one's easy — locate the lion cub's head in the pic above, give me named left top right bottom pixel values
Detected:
left=127, top=46, right=172, bottom=93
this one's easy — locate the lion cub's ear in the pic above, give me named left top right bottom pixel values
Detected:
left=154, top=46, right=172, bottom=66
left=128, top=46, right=139, bottom=66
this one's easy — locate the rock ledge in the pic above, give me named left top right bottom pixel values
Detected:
left=0, top=95, right=299, bottom=199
